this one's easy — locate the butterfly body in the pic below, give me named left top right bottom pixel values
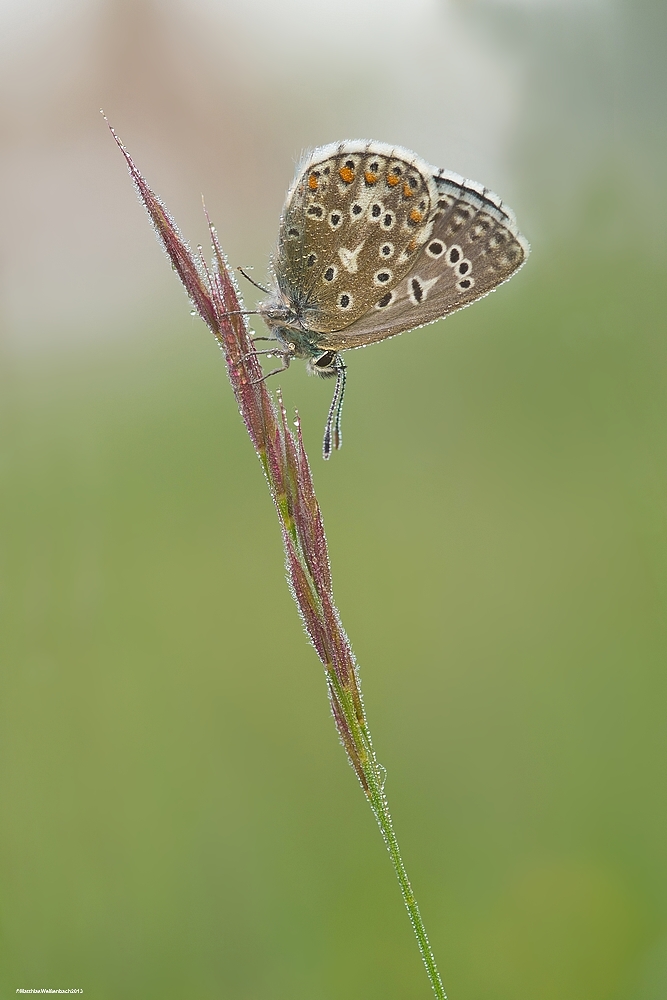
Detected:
left=255, top=141, right=529, bottom=455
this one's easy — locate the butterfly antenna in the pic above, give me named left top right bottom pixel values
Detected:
left=238, top=266, right=270, bottom=294
left=323, top=355, right=346, bottom=460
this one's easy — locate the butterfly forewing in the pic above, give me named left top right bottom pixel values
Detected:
left=276, top=142, right=440, bottom=333
left=314, top=168, right=529, bottom=350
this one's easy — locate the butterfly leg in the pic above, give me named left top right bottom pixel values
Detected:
left=232, top=346, right=280, bottom=368
left=250, top=351, right=292, bottom=385
left=241, top=350, right=293, bottom=385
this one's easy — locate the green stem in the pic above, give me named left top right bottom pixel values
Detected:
left=328, top=670, right=447, bottom=1000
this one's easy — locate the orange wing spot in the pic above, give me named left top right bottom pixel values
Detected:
left=403, top=183, right=413, bottom=197
left=339, top=166, right=355, bottom=183
left=364, top=170, right=378, bottom=185
left=387, top=172, right=400, bottom=186
left=308, top=173, right=319, bottom=190
left=410, top=208, right=423, bottom=223
left=407, top=237, right=419, bottom=252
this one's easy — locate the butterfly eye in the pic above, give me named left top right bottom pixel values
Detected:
left=373, top=270, right=393, bottom=286
left=457, top=277, right=474, bottom=291
left=369, top=203, right=383, bottom=220
left=328, top=210, right=343, bottom=230
left=323, top=265, right=338, bottom=283
left=338, top=293, right=354, bottom=310
left=426, top=240, right=444, bottom=258
left=379, top=243, right=394, bottom=258
left=314, top=350, right=337, bottom=371
left=457, top=259, right=471, bottom=275
left=350, top=202, right=364, bottom=218
left=381, top=211, right=395, bottom=230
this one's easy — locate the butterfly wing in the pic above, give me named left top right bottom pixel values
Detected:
left=314, top=168, right=530, bottom=351
left=275, top=141, right=441, bottom=333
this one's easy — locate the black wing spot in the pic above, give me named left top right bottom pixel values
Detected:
left=377, top=291, right=393, bottom=308
left=427, top=240, right=444, bottom=257
left=411, top=278, right=423, bottom=303
left=448, top=246, right=461, bottom=264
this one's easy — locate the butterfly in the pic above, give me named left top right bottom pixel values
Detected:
left=248, top=141, right=529, bottom=458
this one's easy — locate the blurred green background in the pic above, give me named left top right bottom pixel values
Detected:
left=1, top=1, right=667, bottom=997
